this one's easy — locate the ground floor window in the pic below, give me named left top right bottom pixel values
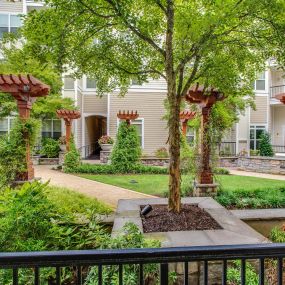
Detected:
left=42, top=119, right=62, bottom=139
left=250, top=125, right=266, bottom=150
left=0, top=117, right=15, bottom=136
left=117, top=119, right=144, bottom=148
left=186, top=127, right=195, bottom=145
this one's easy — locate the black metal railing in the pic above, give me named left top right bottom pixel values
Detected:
left=218, top=142, right=236, bottom=157
left=270, top=85, right=285, bottom=98
left=78, top=142, right=99, bottom=159
left=1, top=243, right=285, bottom=284
left=272, top=145, right=285, bottom=154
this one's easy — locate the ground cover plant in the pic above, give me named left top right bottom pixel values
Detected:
left=78, top=174, right=285, bottom=209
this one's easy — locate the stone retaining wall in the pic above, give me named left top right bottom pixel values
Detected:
left=141, top=157, right=169, bottom=167
left=237, top=156, right=285, bottom=175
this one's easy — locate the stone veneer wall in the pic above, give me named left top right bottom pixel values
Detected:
left=238, top=156, right=285, bottom=175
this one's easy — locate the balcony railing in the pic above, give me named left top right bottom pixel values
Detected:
left=270, top=85, right=285, bottom=98
left=272, top=145, right=285, bottom=154
left=0, top=243, right=285, bottom=284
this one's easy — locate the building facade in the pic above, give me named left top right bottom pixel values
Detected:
left=1, top=0, right=285, bottom=157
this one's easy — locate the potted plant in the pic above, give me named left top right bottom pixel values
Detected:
left=99, top=135, right=114, bottom=151
left=58, top=136, right=67, bottom=151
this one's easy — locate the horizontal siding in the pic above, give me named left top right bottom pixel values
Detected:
left=109, top=91, right=168, bottom=155
left=271, top=105, right=285, bottom=145
left=250, top=96, right=267, bottom=124
left=0, top=0, right=23, bottom=12
left=83, top=95, right=107, bottom=114
left=130, top=77, right=167, bottom=90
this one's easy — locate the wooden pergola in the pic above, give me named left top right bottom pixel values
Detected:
left=180, top=111, right=196, bottom=136
left=0, top=74, right=50, bottom=181
left=117, top=110, right=139, bottom=125
left=186, top=83, right=224, bottom=194
left=56, top=109, right=81, bottom=151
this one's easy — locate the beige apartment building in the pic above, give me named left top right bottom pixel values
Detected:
left=1, top=0, right=285, bottom=157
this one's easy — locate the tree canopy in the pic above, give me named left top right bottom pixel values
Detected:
left=10, top=0, right=285, bottom=211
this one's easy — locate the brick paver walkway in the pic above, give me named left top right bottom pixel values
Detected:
left=35, top=165, right=155, bottom=208
left=229, top=169, right=285, bottom=181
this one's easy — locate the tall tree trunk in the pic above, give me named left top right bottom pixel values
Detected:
left=168, top=86, right=182, bottom=213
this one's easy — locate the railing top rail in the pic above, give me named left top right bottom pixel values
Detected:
left=0, top=243, right=285, bottom=268
left=270, top=84, right=285, bottom=88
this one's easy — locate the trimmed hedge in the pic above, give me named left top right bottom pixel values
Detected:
left=67, top=163, right=168, bottom=174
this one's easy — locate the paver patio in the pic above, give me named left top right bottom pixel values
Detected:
left=35, top=165, right=155, bottom=208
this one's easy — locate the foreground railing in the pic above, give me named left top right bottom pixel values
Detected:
left=270, top=85, right=285, bottom=98
left=218, top=141, right=236, bottom=156
left=78, top=142, right=98, bottom=159
left=0, top=243, right=285, bottom=284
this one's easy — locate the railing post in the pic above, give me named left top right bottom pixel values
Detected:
left=160, top=263, right=168, bottom=285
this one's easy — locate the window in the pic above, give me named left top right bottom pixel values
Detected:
left=86, top=78, right=96, bottom=89
left=64, top=76, right=74, bottom=90
left=132, top=119, right=143, bottom=148
left=250, top=125, right=266, bottom=150
left=117, top=119, right=144, bottom=148
left=254, top=72, right=266, bottom=91
left=186, top=127, right=195, bottom=145
left=0, top=118, right=8, bottom=136
left=0, top=14, right=22, bottom=39
left=42, top=119, right=62, bottom=139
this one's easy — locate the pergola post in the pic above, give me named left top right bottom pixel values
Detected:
left=117, top=110, right=139, bottom=125
left=186, top=83, right=224, bottom=197
left=0, top=74, right=50, bottom=182
left=180, top=111, right=196, bottom=136
left=56, top=110, right=81, bottom=151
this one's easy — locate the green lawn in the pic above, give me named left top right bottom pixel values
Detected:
left=78, top=174, right=285, bottom=196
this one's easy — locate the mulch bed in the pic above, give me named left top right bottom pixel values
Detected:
left=141, top=204, right=222, bottom=233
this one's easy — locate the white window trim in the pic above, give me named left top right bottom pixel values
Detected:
left=42, top=119, right=62, bottom=139
left=83, top=75, right=97, bottom=92
left=249, top=124, right=267, bottom=150
left=63, top=76, right=75, bottom=91
left=253, top=71, right=268, bottom=95
left=116, top=118, right=144, bottom=149
left=0, top=116, right=15, bottom=135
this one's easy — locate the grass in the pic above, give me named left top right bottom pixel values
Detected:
left=78, top=173, right=285, bottom=196
left=45, top=185, right=113, bottom=215
left=78, top=174, right=285, bottom=209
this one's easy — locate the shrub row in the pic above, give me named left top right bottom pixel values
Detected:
left=67, top=163, right=168, bottom=174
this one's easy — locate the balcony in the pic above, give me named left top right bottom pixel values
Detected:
left=1, top=243, right=285, bottom=284
left=270, top=85, right=285, bottom=99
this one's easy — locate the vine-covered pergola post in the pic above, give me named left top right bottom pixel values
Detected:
left=186, top=83, right=224, bottom=196
left=117, top=110, right=139, bottom=125
left=180, top=111, right=196, bottom=136
left=0, top=74, right=50, bottom=181
left=56, top=110, right=81, bottom=151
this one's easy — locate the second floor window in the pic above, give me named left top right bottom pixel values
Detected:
left=254, top=72, right=266, bottom=91
left=86, top=78, right=96, bottom=89
left=0, top=14, right=22, bottom=39
left=64, top=77, right=74, bottom=90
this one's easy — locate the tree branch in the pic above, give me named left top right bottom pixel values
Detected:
left=104, top=0, right=166, bottom=58
left=154, top=0, right=167, bottom=14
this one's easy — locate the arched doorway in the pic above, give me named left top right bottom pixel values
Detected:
left=84, top=115, right=107, bottom=158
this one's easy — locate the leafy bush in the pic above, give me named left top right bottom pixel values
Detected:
left=216, top=187, right=285, bottom=209
left=270, top=226, right=285, bottom=243
left=63, top=139, right=81, bottom=172
left=85, top=223, right=161, bottom=285
left=41, top=137, right=60, bottom=158
left=214, top=167, right=230, bottom=175
left=0, top=118, right=40, bottom=187
left=259, top=132, right=274, bottom=157
left=66, top=163, right=168, bottom=174
left=111, top=121, right=141, bottom=172
left=155, top=147, right=168, bottom=158
left=250, top=149, right=260, bottom=156
left=180, top=135, right=196, bottom=174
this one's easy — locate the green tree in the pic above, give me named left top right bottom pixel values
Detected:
left=259, top=132, right=274, bottom=157
left=15, top=0, right=285, bottom=212
left=111, top=121, right=141, bottom=172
